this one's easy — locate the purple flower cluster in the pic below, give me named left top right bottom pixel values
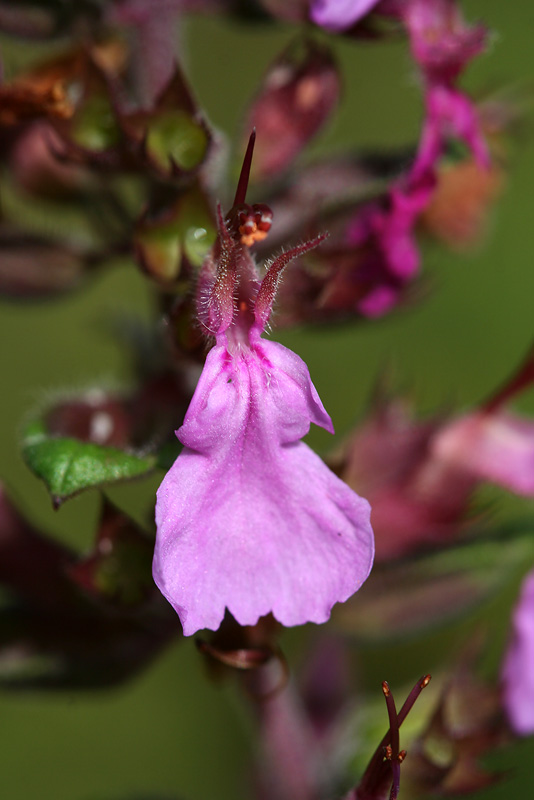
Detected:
left=311, top=0, right=489, bottom=316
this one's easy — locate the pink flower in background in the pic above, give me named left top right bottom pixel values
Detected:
left=433, top=349, right=534, bottom=496
left=501, top=569, right=534, bottom=735
left=310, top=0, right=380, bottom=31
left=347, top=169, right=436, bottom=317
left=433, top=412, right=534, bottom=497
left=405, top=0, right=489, bottom=178
left=334, top=350, right=534, bottom=561
left=153, top=135, right=374, bottom=636
left=332, top=394, right=475, bottom=561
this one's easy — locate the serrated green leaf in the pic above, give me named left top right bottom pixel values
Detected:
left=22, top=421, right=157, bottom=505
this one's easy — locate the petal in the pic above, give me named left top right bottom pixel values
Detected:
left=178, top=336, right=333, bottom=454
left=428, top=86, right=490, bottom=169
left=310, top=0, right=381, bottom=32
left=433, top=412, right=534, bottom=496
left=501, top=569, right=534, bottom=734
left=357, top=284, right=400, bottom=318
left=154, top=338, right=373, bottom=635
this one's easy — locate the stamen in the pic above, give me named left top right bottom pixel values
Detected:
left=382, top=681, right=400, bottom=761
left=355, top=675, right=431, bottom=800
left=233, top=129, right=256, bottom=207
left=382, top=681, right=402, bottom=800
left=227, top=134, right=274, bottom=246
left=254, top=203, right=273, bottom=233
left=397, top=674, right=431, bottom=724
left=237, top=203, right=273, bottom=246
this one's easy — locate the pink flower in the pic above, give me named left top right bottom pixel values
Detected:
left=403, top=0, right=486, bottom=84
left=432, top=350, right=534, bottom=497
left=501, top=569, right=534, bottom=735
left=404, top=0, right=489, bottom=176
left=346, top=169, right=435, bottom=317
left=153, top=135, right=374, bottom=636
left=432, top=412, right=534, bottom=497
left=331, top=0, right=489, bottom=317
left=333, top=350, right=534, bottom=561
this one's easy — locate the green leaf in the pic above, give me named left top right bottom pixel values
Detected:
left=136, top=223, right=183, bottom=282
left=156, top=439, right=181, bottom=471
left=135, top=186, right=215, bottom=283
left=22, top=421, right=157, bottom=506
left=145, top=110, right=209, bottom=172
left=72, top=94, right=121, bottom=152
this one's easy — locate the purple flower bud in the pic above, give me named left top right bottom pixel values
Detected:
left=8, top=121, right=91, bottom=199
left=403, top=0, right=486, bottom=84
left=244, top=38, right=341, bottom=181
left=153, top=135, right=374, bottom=635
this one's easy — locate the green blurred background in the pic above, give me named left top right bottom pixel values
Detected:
left=1, top=0, right=534, bottom=797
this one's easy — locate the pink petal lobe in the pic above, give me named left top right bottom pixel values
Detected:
left=433, top=412, right=534, bottom=496
left=310, top=0, right=381, bottom=32
left=154, top=336, right=373, bottom=636
left=501, top=569, right=534, bottom=735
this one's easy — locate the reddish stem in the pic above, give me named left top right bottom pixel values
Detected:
left=482, top=346, right=534, bottom=413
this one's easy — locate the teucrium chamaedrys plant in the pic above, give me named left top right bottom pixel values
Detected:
left=0, top=1, right=533, bottom=798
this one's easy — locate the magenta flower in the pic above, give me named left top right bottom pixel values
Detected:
left=347, top=169, right=436, bottom=317
left=405, top=0, right=489, bottom=178
left=501, top=569, right=534, bottom=735
left=315, top=0, right=489, bottom=318
left=153, top=135, right=374, bottom=636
